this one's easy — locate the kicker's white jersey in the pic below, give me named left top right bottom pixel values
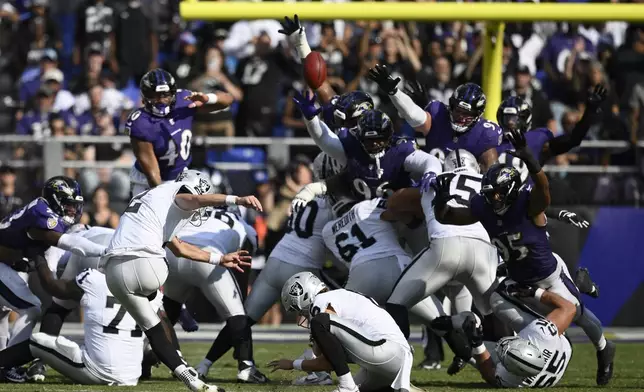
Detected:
left=422, top=172, right=489, bottom=241
left=270, top=197, right=334, bottom=269
left=106, top=182, right=195, bottom=258
left=496, top=318, right=572, bottom=388
left=45, top=226, right=115, bottom=272
left=322, top=198, right=409, bottom=269
left=76, top=269, right=161, bottom=385
left=174, top=209, right=252, bottom=255
left=312, top=289, right=409, bottom=348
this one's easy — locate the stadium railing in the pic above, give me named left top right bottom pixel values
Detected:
left=0, top=135, right=640, bottom=177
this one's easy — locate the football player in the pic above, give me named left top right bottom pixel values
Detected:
left=0, top=258, right=160, bottom=386
left=161, top=207, right=268, bottom=384
left=433, top=129, right=615, bottom=385
left=269, top=272, right=419, bottom=392
left=127, top=69, right=234, bottom=197
left=368, top=65, right=502, bottom=171
left=102, top=169, right=261, bottom=392
left=433, top=278, right=576, bottom=388
left=291, top=105, right=442, bottom=202
left=0, top=177, right=104, bottom=362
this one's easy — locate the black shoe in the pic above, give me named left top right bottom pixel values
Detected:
left=596, top=341, right=616, bottom=385
left=418, top=359, right=441, bottom=370
left=447, top=357, right=466, bottom=376
left=140, top=344, right=159, bottom=380
left=26, top=360, right=46, bottom=383
left=575, top=268, right=600, bottom=298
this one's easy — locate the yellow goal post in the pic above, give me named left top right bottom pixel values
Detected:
left=180, top=1, right=644, bottom=121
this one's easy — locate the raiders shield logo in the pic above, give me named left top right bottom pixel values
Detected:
left=289, top=282, right=304, bottom=296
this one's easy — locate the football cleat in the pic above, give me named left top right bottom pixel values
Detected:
left=575, top=267, right=600, bottom=298
left=176, top=367, right=224, bottom=392
left=178, top=305, right=199, bottom=332
left=237, top=365, right=269, bottom=384
left=447, top=356, right=467, bottom=375
left=292, top=371, right=334, bottom=385
left=26, top=360, right=46, bottom=382
left=2, top=367, right=27, bottom=383
left=596, top=340, right=616, bottom=385
left=418, top=359, right=441, bottom=370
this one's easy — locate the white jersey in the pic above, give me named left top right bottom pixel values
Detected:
left=496, top=318, right=572, bottom=388
left=270, top=197, right=334, bottom=269
left=76, top=269, right=161, bottom=385
left=45, top=226, right=115, bottom=272
left=422, top=172, right=489, bottom=241
left=106, top=182, right=195, bottom=258
left=312, top=289, right=409, bottom=348
left=322, top=198, right=409, bottom=269
left=174, top=209, right=252, bottom=255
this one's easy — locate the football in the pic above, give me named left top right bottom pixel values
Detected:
left=303, top=51, right=327, bottom=89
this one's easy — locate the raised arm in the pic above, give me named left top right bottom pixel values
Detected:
left=368, top=64, right=432, bottom=135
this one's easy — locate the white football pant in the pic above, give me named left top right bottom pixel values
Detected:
left=0, top=263, right=41, bottom=346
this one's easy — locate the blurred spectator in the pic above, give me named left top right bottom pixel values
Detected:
left=235, top=33, right=297, bottom=137
left=166, top=31, right=202, bottom=88
left=314, top=23, right=348, bottom=93
left=629, top=83, right=644, bottom=144
left=110, top=0, right=158, bottom=88
left=80, top=185, right=119, bottom=228
left=223, top=19, right=285, bottom=59
left=16, top=85, right=73, bottom=138
left=607, top=24, right=644, bottom=102
left=69, top=42, right=107, bottom=94
left=0, top=166, right=23, bottom=219
left=417, top=56, right=457, bottom=104
left=13, top=0, right=61, bottom=76
left=73, top=74, right=134, bottom=122
left=74, top=0, right=114, bottom=66
left=41, top=68, right=75, bottom=113
left=503, top=66, right=555, bottom=131
left=190, top=46, right=242, bottom=137
left=282, top=80, right=308, bottom=136
left=18, top=48, right=59, bottom=110
left=74, top=84, right=115, bottom=135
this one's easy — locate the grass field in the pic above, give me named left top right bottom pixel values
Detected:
left=4, top=342, right=644, bottom=392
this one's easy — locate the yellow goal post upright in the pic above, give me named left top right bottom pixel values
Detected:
left=180, top=1, right=644, bottom=121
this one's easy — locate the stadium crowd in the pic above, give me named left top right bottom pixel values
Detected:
left=0, top=0, right=642, bottom=325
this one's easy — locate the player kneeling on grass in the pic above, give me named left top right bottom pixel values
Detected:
left=269, top=272, right=421, bottom=392
left=433, top=278, right=575, bottom=388
left=0, top=255, right=159, bottom=386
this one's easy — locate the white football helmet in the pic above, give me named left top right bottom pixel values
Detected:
left=281, top=272, right=327, bottom=318
left=444, top=149, right=480, bottom=174
left=496, top=336, right=545, bottom=377
left=175, top=169, right=214, bottom=195
left=313, top=152, right=344, bottom=181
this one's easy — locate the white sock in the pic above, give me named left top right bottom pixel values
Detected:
left=241, top=360, right=254, bottom=368
left=173, top=364, right=188, bottom=377
left=337, top=373, right=356, bottom=389
left=597, top=336, right=607, bottom=351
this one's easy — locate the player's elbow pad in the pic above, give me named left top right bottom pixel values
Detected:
left=390, top=90, right=427, bottom=128
left=58, top=234, right=107, bottom=257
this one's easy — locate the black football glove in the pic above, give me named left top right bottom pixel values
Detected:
left=403, top=79, right=430, bottom=108
left=367, top=64, right=401, bottom=96
left=505, top=127, right=542, bottom=174
left=506, top=282, right=538, bottom=299
left=585, top=84, right=607, bottom=113
left=10, top=258, right=35, bottom=273
left=558, top=209, right=590, bottom=229
left=496, top=262, right=508, bottom=278
left=278, top=14, right=302, bottom=36
left=431, top=172, right=456, bottom=208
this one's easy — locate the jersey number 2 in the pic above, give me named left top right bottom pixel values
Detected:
left=103, top=296, right=142, bottom=337
left=335, top=224, right=377, bottom=262
left=160, top=129, right=192, bottom=167
left=125, top=188, right=152, bottom=214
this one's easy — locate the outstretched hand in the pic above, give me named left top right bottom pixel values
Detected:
left=220, top=250, right=252, bottom=273
left=236, top=195, right=263, bottom=212
left=184, top=92, right=211, bottom=108
left=278, top=14, right=302, bottom=37
left=367, top=64, right=401, bottom=96
left=293, top=90, right=322, bottom=120
left=586, top=84, right=607, bottom=112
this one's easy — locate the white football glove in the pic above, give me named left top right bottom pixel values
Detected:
left=558, top=210, right=590, bottom=229
left=289, top=182, right=327, bottom=216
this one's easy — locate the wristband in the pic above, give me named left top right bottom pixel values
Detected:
left=206, top=93, right=218, bottom=105
left=472, top=344, right=486, bottom=355
left=534, top=288, right=545, bottom=301
left=225, top=195, right=238, bottom=206
left=208, top=252, right=222, bottom=265
left=522, top=153, right=542, bottom=174
left=293, top=359, right=304, bottom=370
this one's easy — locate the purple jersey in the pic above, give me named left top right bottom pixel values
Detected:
left=471, top=189, right=557, bottom=283
left=0, top=198, right=68, bottom=261
left=339, top=132, right=416, bottom=200
left=424, top=101, right=502, bottom=162
left=73, top=110, right=100, bottom=136
left=497, top=128, right=554, bottom=184
left=125, top=89, right=196, bottom=181
left=17, top=110, right=75, bottom=137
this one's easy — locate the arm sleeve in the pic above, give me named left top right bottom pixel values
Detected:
left=403, top=150, right=443, bottom=176
left=57, top=233, right=107, bottom=257
left=389, top=89, right=429, bottom=128
left=304, top=117, right=347, bottom=164
left=547, top=108, right=597, bottom=156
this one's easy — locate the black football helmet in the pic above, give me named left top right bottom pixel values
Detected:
left=332, top=91, right=374, bottom=130
left=497, top=96, right=533, bottom=135
left=355, top=109, right=394, bottom=157
left=42, top=176, right=84, bottom=226
left=140, top=68, right=177, bottom=117
left=448, top=83, right=486, bottom=133
left=480, top=163, right=522, bottom=215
